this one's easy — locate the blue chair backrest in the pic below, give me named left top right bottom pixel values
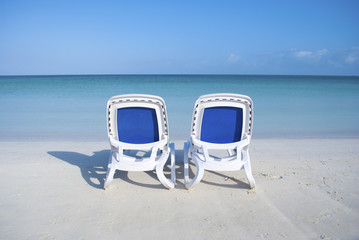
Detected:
left=200, top=106, right=243, bottom=143
left=117, top=107, right=159, bottom=144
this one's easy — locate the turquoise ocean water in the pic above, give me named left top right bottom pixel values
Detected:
left=0, top=75, right=358, bottom=141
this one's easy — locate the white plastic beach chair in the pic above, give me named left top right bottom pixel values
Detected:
left=183, top=93, right=255, bottom=189
left=104, top=94, right=175, bottom=189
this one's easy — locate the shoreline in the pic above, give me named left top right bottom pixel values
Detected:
left=1, top=139, right=358, bottom=239
left=1, top=135, right=359, bottom=142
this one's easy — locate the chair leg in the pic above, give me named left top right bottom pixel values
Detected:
left=243, top=148, right=256, bottom=189
left=184, top=141, right=204, bottom=189
left=227, top=149, right=235, bottom=156
left=169, top=142, right=176, bottom=185
left=183, top=141, right=190, bottom=185
left=156, top=151, right=175, bottom=189
left=104, top=152, right=116, bottom=189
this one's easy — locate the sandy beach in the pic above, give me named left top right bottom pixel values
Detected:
left=2, top=0, right=359, bottom=238
left=0, top=139, right=358, bottom=239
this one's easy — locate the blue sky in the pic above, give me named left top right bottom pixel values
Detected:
left=0, top=0, right=358, bottom=75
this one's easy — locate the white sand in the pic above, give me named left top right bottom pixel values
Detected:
left=0, top=139, right=358, bottom=239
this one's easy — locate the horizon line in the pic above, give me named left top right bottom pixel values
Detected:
left=1, top=73, right=359, bottom=77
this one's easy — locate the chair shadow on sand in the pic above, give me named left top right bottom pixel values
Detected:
left=48, top=149, right=176, bottom=190
left=48, top=148, right=250, bottom=190
left=48, top=150, right=109, bottom=189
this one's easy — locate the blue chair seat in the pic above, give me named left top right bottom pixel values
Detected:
left=117, top=107, right=159, bottom=144
left=200, top=106, right=243, bottom=143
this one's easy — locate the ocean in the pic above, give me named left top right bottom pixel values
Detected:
left=0, top=75, right=358, bottom=141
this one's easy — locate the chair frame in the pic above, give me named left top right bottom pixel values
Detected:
left=104, top=94, right=175, bottom=189
left=183, top=93, right=255, bottom=189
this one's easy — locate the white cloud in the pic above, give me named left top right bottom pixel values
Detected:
left=317, top=49, right=328, bottom=56
left=227, top=53, right=240, bottom=63
left=345, top=55, right=356, bottom=64
left=291, top=49, right=328, bottom=61
left=293, top=51, right=312, bottom=57
left=223, top=47, right=358, bottom=75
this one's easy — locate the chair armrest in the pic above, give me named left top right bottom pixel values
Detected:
left=109, top=135, right=168, bottom=151
left=191, top=135, right=249, bottom=150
